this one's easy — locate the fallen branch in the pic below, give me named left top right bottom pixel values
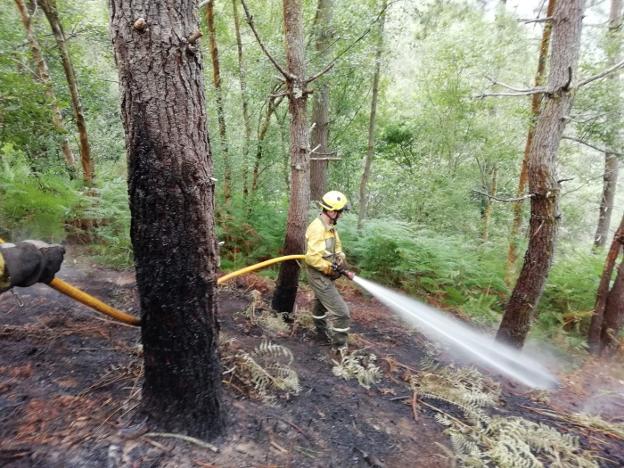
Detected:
left=144, top=432, right=219, bottom=453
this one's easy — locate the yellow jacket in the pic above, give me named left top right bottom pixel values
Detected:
left=304, top=216, right=346, bottom=275
left=0, top=253, right=9, bottom=291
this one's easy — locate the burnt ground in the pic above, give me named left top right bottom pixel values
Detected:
left=1, top=254, right=624, bottom=467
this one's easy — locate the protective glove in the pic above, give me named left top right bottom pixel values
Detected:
left=0, top=241, right=65, bottom=287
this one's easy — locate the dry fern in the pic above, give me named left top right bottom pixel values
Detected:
left=223, top=340, right=301, bottom=404
left=332, top=349, right=383, bottom=389
left=413, top=365, right=597, bottom=467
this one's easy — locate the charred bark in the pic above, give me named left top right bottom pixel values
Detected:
left=15, top=0, right=76, bottom=176
left=505, top=0, right=557, bottom=284
left=38, top=0, right=93, bottom=185
left=309, top=0, right=334, bottom=201
left=271, top=0, right=310, bottom=314
left=110, top=0, right=225, bottom=438
left=496, top=0, right=584, bottom=348
left=357, top=0, right=387, bottom=230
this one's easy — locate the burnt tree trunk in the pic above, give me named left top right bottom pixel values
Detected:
left=357, top=0, right=387, bottom=230
left=110, top=0, right=225, bottom=438
left=593, top=0, right=622, bottom=249
left=496, top=0, right=584, bottom=348
left=38, top=0, right=93, bottom=185
left=15, top=0, right=76, bottom=176
left=205, top=0, right=232, bottom=205
left=271, top=0, right=310, bottom=313
left=601, top=257, right=624, bottom=355
left=232, top=0, right=253, bottom=200
left=309, top=0, right=334, bottom=201
left=588, top=215, right=624, bottom=353
left=505, top=0, right=557, bottom=285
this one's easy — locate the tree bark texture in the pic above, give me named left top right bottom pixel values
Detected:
left=309, top=0, right=334, bottom=201
left=593, top=0, right=622, bottom=249
left=205, top=0, right=232, bottom=205
left=271, top=0, right=310, bottom=313
left=15, top=0, right=76, bottom=176
left=504, top=0, right=557, bottom=285
left=232, top=0, right=253, bottom=199
left=496, top=0, right=584, bottom=348
left=588, top=215, right=624, bottom=353
left=110, top=0, right=225, bottom=438
left=38, top=0, right=93, bottom=185
left=357, top=0, right=387, bottom=230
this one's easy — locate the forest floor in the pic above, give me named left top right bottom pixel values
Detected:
left=1, top=249, right=624, bottom=467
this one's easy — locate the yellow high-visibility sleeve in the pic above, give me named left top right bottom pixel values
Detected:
left=0, top=253, right=9, bottom=291
left=305, top=218, right=334, bottom=275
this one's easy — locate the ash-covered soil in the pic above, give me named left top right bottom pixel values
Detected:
left=1, top=255, right=624, bottom=467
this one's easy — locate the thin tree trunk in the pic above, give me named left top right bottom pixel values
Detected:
left=38, top=0, right=93, bottom=185
left=232, top=0, right=252, bottom=200
left=271, top=0, right=310, bottom=314
left=504, top=0, right=557, bottom=285
left=309, top=0, right=334, bottom=201
left=251, top=92, right=284, bottom=195
left=600, top=258, right=624, bottom=355
left=496, top=0, right=584, bottom=348
left=357, top=0, right=387, bottom=230
left=593, top=0, right=622, bottom=249
left=14, top=0, right=76, bottom=176
left=481, top=166, right=497, bottom=242
left=110, top=0, right=225, bottom=438
left=588, top=215, right=624, bottom=352
left=205, top=0, right=232, bottom=205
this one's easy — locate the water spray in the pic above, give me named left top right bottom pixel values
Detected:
left=351, top=275, right=559, bottom=390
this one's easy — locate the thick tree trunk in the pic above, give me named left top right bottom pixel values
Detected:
left=271, top=0, right=310, bottom=314
left=588, top=215, right=624, bottom=353
left=309, top=0, right=333, bottom=201
left=600, top=258, right=624, bottom=355
left=504, top=0, right=557, bottom=285
left=110, top=0, right=225, bottom=438
left=357, top=0, right=387, bottom=230
left=593, top=0, right=622, bottom=249
left=38, top=0, right=93, bottom=185
left=15, top=0, right=76, bottom=176
left=496, top=0, right=584, bottom=348
left=232, top=0, right=252, bottom=199
left=205, top=0, right=232, bottom=205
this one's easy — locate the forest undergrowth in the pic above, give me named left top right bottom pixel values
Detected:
left=0, top=151, right=605, bottom=357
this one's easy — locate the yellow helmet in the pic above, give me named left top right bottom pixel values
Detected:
left=319, top=191, right=349, bottom=211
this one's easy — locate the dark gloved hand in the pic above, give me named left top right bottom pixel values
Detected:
left=329, top=261, right=345, bottom=280
left=0, top=241, right=65, bottom=287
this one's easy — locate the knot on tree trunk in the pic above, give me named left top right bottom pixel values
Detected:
left=133, top=18, right=147, bottom=31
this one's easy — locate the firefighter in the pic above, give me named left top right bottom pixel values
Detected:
left=304, top=191, right=355, bottom=349
left=0, top=241, right=65, bottom=293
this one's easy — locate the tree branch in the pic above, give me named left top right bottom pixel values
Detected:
left=518, top=16, right=553, bottom=23
left=239, top=0, right=295, bottom=81
left=472, top=190, right=534, bottom=203
left=577, top=58, right=624, bottom=88
left=306, top=0, right=396, bottom=84
left=562, top=136, right=624, bottom=156
left=473, top=88, right=546, bottom=99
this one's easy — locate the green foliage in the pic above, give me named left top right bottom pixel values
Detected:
left=0, top=144, right=80, bottom=240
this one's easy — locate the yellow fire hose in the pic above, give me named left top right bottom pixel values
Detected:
left=0, top=236, right=304, bottom=327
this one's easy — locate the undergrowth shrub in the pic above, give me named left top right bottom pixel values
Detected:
left=0, top=144, right=80, bottom=240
